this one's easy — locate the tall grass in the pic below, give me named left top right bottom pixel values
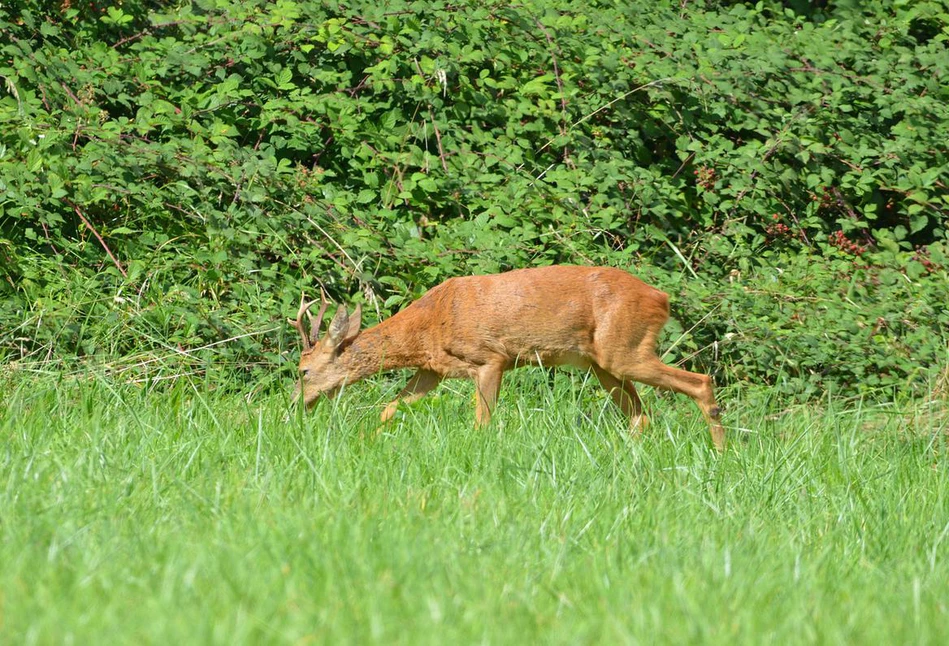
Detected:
left=1, top=371, right=947, bottom=644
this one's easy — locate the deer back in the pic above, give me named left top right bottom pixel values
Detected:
left=376, top=265, right=671, bottom=374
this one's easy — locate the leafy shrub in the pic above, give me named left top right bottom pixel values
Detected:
left=0, top=0, right=946, bottom=399
left=661, top=241, right=949, bottom=401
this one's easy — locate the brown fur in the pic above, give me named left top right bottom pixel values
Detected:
left=294, top=266, right=725, bottom=450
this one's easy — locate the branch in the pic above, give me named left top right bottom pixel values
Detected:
left=428, top=107, right=449, bottom=173
left=63, top=199, right=128, bottom=278
left=534, top=18, right=568, bottom=137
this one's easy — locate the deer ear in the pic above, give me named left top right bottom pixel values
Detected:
left=345, top=303, right=362, bottom=341
left=326, top=306, right=349, bottom=347
left=327, top=304, right=362, bottom=348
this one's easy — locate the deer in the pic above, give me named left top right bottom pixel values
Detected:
left=290, top=265, right=725, bottom=450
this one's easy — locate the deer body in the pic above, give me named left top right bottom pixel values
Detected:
left=293, top=266, right=724, bottom=449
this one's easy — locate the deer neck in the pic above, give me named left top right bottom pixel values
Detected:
left=344, top=311, right=427, bottom=380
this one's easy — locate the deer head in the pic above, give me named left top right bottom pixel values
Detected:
left=289, top=291, right=362, bottom=408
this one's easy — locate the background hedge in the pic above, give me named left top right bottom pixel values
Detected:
left=1, top=0, right=947, bottom=398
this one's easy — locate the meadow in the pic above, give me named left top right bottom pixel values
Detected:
left=2, top=369, right=947, bottom=644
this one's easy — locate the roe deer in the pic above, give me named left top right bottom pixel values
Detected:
left=290, top=266, right=724, bottom=450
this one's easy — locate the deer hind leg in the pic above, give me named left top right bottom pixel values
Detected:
left=380, top=369, right=443, bottom=424
left=592, top=365, right=649, bottom=435
left=611, top=357, right=724, bottom=451
left=473, top=363, right=505, bottom=428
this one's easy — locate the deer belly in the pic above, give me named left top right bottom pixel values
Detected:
left=512, top=350, right=592, bottom=369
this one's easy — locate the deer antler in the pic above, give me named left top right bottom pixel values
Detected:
left=288, top=290, right=329, bottom=351
left=308, top=289, right=330, bottom=346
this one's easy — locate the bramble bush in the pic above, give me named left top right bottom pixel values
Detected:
left=661, top=240, right=949, bottom=401
left=1, top=0, right=946, bottom=398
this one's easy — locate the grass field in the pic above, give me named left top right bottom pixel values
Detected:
left=2, top=369, right=948, bottom=644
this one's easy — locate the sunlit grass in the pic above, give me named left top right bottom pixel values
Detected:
left=1, top=371, right=947, bottom=644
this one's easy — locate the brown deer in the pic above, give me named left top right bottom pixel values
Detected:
left=290, top=266, right=724, bottom=450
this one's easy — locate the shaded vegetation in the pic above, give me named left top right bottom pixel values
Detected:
left=1, top=0, right=947, bottom=397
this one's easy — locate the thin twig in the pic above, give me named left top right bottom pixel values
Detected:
left=64, top=199, right=128, bottom=277
left=271, top=197, right=361, bottom=275
left=727, top=105, right=812, bottom=219
left=534, top=18, right=568, bottom=136
left=517, top=78, right=675, bottom=173
left=59, top=82, right=83, bottom=107
left=661, top=301, right=724, bottom=360
left=128, top=327, right=282, bottom=367
left=428, top=107, right=449, bottom=173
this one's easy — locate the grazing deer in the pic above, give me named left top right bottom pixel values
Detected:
left=290, top=266, right=724, bottom=450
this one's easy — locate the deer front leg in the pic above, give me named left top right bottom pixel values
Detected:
left=380, top=369, right=442, bottom=424
left=474, top=363, right=505, bottom=428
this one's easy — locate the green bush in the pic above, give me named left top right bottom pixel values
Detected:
left=663, top=241, right=949, bottom=400
left=1, top=0, right=946, bottom=398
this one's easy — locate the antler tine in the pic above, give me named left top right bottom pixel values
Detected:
left=307, top=288, right=330, bottom=346
left=289, top=292, right=320, bottom=351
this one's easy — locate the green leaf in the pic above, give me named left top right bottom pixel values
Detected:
left=909, top=213, right=929, bottom=234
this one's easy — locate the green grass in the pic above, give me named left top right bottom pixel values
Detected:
left=2, top=370, right=948, bottom=644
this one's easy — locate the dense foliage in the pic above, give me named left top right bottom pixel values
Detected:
left=1, top=0, right=947, bottom=397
